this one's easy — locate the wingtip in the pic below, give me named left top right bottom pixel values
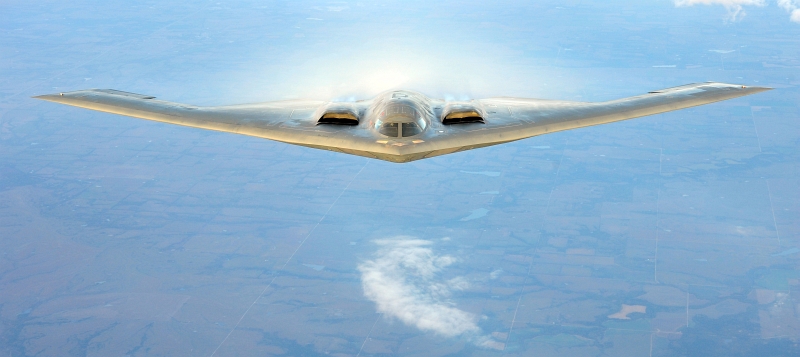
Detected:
left=747, top=86, right=773, bottom=93
left=32, top=93, right=63, bottom=101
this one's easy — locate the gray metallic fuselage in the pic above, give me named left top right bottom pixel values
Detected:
left=34, top=83, right=770, bottom=163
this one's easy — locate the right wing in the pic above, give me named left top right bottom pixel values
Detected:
left=33, top=89, right=388, bottom=159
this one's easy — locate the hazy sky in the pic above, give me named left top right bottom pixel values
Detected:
left=1, top=1, right=799, bottom=356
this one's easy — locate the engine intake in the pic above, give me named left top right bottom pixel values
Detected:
left=441, top=102, right=485, bottom=125
left=317, top=104, right=359, bottom=125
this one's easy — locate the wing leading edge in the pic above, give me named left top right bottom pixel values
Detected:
left=34, top=82, right=770, bottom=163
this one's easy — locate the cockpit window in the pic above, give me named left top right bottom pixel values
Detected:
left=401, top=122, right=422, bottom=137
left=374, top=100, right=428, bottom=138
left=378, top=122, right=399, bottom=137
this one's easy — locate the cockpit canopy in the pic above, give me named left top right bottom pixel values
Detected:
left=375, top=102, right=428, bottom=138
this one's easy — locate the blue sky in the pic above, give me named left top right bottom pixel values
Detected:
left=1, top=1, right=798, bottom=356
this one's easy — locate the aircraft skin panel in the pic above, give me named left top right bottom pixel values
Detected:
left=34, top=82, right=770, bottom=163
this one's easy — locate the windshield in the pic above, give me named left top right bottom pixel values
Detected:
left=401, top=122, right=422, bottom=137
left=378, top=122, right=399, bottom=137
left=375, top=102, right=428, bottom=138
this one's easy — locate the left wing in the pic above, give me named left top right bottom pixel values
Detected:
left=414, top=82, right=770, bottom=161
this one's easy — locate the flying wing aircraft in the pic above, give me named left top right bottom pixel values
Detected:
left=34, top=82, right=769, bottom=163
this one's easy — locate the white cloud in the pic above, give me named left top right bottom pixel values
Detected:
left=674, top=0, right=766, bottom=21
left=778, top=0, right=800, bottom=22
left=676, top=0, right=800, bottom=23
left=489, top=269, right=503, bottom=280
left=358, top=238, right=480, bottom=338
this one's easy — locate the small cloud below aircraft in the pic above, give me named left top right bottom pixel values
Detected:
left=358, top=237, right=506, bottom=349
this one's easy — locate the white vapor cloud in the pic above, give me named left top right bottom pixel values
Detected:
left=358, top=238, right=480, bottom=338
left=674, top=0, right=766, bottom=21
left=778, top=0, right=800, bottom=22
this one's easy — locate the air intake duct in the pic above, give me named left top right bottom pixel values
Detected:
left=317, top=103, right=359, bottom=125
left=441, top=102, right=485, bottom=125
